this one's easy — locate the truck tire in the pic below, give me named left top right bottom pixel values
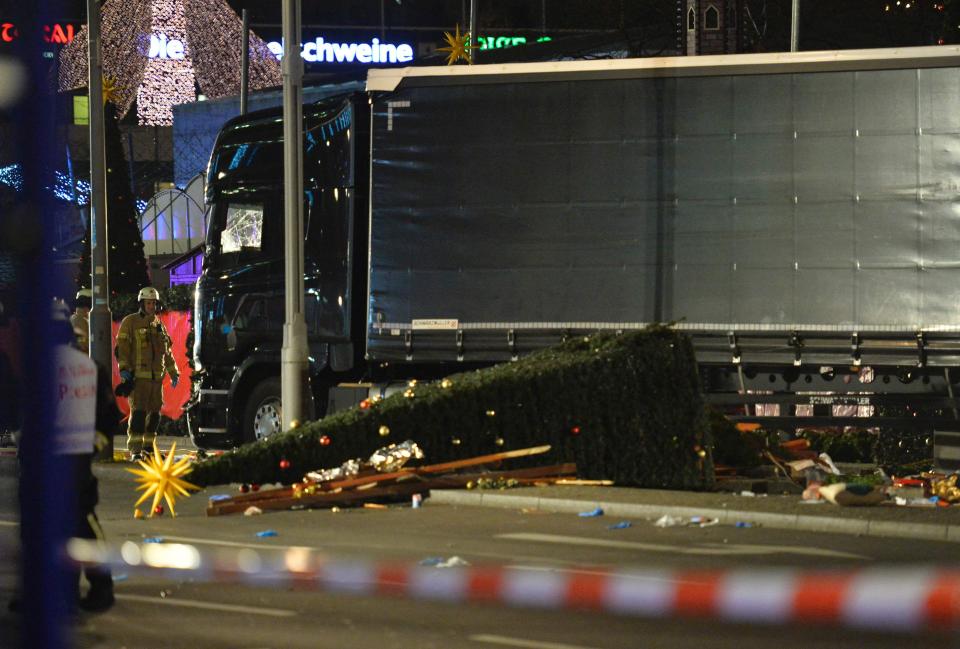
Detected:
left=242, top=377, right=283, bottom=444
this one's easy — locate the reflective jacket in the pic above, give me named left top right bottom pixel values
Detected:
left=115, top=311, right=178, bottom=382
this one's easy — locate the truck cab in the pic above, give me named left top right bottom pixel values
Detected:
left=188, top=94, right=368, bottom=448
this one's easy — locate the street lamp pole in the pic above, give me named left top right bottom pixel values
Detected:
left=280, top=0, right=308, bottom=431
left=240, top=9, right=249, bottom=115
left=790, top=0, right=800, bottom=52
left=87, top=0, right=113, bottom=459
left=469, top=0, right=478, bottom=62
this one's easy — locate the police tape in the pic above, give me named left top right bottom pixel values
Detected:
left=66, top=538, right=960, bottom=631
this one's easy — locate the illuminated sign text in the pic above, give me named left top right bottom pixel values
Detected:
left=478, top=35, right=551, bottom=50
left=267, top=37, right=414, bottom=64
left=147, top=33, right=185, bottom=59
left=1, top=22, right=76, bottom=44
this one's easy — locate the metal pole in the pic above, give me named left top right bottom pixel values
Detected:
left=281, top=0, right=307, bottom=431
left=790, top=0, right=800, bottom=52
left=87, top=0, right=113, bottom=458
left=240, top=9, right=249, bottom=115
left=469, top=0, right=478, bottom=63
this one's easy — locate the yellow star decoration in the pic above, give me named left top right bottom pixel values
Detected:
left=126, top=441, right=199, bottom=518
left=438, top=24, right=478, bottom=65
left=101, top=76, right=120, bottom=106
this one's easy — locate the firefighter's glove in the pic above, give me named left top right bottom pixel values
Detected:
left=170, top=375, right=179, bottom=389
left=120, top=370, right=133, bottom=383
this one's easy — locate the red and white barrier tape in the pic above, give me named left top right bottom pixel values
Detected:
left=67, top=539, right=960, bottom=631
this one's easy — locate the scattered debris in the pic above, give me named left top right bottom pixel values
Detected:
left=420, top=556, right=471, bottom=568
left=734, top=521, right=753, bottom=528
left=819, top=483, right=886, bottom=507
left=654, top=515, right=684, bottom=528
left=243, top=506, right=263, bottom=516
left=607, top=521, right=632, bottom=530
left=363, top=503, right=388, bottom=510
left=578, top=507, right=604, bottom=517
left=690, top=516, right=719, bottom=528
left=255, top=530, right=278, bottom=538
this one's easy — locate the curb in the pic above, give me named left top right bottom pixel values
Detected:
left=429, top=491, right=960, bottom=544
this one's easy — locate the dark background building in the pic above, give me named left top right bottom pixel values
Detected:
left=2, top=0, right=960, bottom=287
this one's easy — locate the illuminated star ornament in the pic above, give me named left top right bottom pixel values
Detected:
left=438, top=24, right=478, bottom=65
left=127, top=441, right=200, bottom=517
left=58, top=0, right=281, bottom=126
left=101, top=76, right=120, bottom=105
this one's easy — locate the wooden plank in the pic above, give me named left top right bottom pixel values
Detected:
left=207, top=482, right=429, bottom=516
left=206, top=462, right=575, bottom=516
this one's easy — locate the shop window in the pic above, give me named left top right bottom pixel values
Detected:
left=73, top=95, right=88, bottom=126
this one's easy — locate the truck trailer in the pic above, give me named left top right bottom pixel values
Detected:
left=187, top=45, right=960, bottom=449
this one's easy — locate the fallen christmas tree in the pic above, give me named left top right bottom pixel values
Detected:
left=189, top=327, right=713, bottom=490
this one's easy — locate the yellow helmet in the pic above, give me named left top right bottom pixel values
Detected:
left=137, top=287, right=160, bottom=301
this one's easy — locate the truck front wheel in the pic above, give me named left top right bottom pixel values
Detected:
left=242, top=377, right=283, bottom=444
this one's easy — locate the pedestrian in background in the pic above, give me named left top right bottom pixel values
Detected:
left=71, top=289, right=92, bottom=354
left=115, top=287, right=179, bottom=460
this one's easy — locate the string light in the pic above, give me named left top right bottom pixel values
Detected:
left=59, top=0, right=281, bottom=126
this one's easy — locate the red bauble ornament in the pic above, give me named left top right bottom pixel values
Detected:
left=153, top=505, right=164, bottom=515
left=320, top=435, right=332, bottom=446
left=251, top=484, right=260, bottom=492
left=570, top=426, right=582, bottom=436
left=279, top=459, right=291, bottom=470
left=240, top=484, right=250, bottom=493
left=359, top=399, right=371, bottom=410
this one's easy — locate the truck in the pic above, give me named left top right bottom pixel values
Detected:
left=187, top=45, right=960, bottom=449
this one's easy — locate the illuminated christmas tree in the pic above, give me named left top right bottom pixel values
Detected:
left=58, top=0, right=281, bottom=126
left=77, top=98, right=151, bottom=297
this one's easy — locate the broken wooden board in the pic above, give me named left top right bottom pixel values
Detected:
left=207, top=444, right=553, bottom=510
left=206, top=462, right=575, bottom=516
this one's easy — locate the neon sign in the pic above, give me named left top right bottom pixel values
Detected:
left=1, top=22, right=76, bottom=45
left=147, top=33, right=185, bottom=59
left=267, top=37, right=414, bottom=64
left=477, top=35, right=551, bottom=50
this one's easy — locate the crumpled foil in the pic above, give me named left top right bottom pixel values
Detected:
left=305, top=458, right=362, bottom=483
left=303, top=441, right=423, bottom=483
left=368, top=440, right=424, bottom=473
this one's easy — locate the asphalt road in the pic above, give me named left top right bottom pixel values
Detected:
left=2, top=457, right=959, bottom=648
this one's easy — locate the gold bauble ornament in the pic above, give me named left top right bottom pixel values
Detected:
left=441, top=378, right=453, bottom=389
left=290, top=419, right=300, bottom=429
left=403, top=389, right=415, bottom=398
left=408, top=379, right=418, bottom=387
left=494, top=437, right=505, bottom=446
left=379, top=425, right=391, bottom=437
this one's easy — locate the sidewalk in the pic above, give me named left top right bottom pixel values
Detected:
left=107, top=435, right=960, bottom=544
left=431, top=485, right=960, bottom=543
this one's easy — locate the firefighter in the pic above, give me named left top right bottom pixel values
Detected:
left=115, top=287, right=179, bottom=460
left=71, top=288, right=92, bottom=353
